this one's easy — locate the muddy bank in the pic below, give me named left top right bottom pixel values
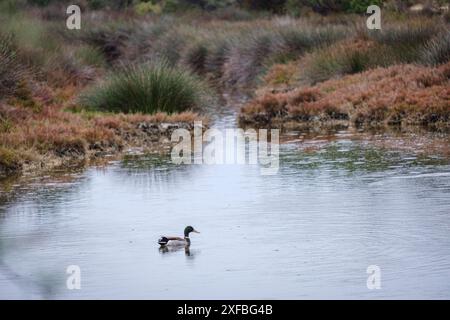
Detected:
left=0, top=119, right=204, bottom=180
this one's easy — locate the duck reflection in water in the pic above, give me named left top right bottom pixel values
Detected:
left=158, top=245, right=198, bottom=257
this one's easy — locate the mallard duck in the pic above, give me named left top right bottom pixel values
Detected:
left=158, top=226, right=200, bottom=247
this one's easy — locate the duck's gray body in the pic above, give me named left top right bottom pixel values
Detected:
left=167, top=239, right=188, bottom=246
left=158, top=237, right=190, bottom=247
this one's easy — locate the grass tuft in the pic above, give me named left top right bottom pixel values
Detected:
left=367, top=19, right=441, bottom=63
left=420, top=29, right=450, bottom=66
left=80, top=61, right=209, bottom=114
left=302, top=40, right=380, bottom=84
left=0, top=146, right=22, bottom=175
left=0, top=33, right=26, bottom=97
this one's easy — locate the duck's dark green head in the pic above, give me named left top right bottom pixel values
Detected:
left=184, top=226, right=200, bottom=237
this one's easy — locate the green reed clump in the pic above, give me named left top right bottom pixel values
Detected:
left=1, top=13, right=60, bottom=68
left=0, top=146, right=22, bottom=175
left=367, top=19, right=441, bottom=63
left=204, top=34, right=232, bottom=78
left=220, top=22, right=351, bottom=86
left=74, top=45, right=107, bottom=68
left=223, top=30, right=280, bottom=85
left=303, top=40, right=381, bottom=84
left=420, top=29, right=450, bottom=66
left=277, top=24, right=349, bottom=57
left=0, top=34, right=25, bottom=97
left=80, top=61, right=209, bottom=114
left=77, top=22, right=134, bottom=63
left=369, top=20, right=438, bottom=47
left=184, top=41, right=210, bottom=74
left=152, top=29, right=192, bottom=66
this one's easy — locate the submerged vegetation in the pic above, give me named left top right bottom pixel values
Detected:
left=0, top=0, right=449, bottom=177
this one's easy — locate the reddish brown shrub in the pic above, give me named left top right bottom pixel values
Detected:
left=240, top=62, right=450, bottom=127
left=288, top=87, right=322, bottom=105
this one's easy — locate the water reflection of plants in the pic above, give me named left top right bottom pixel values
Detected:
left=0, top=170, right=87, bottom=298
left=114, top=153, right=200, bottom=190
left=281, top=142, right=450, bottom=173
left=0, top=228, right=63, bottom=299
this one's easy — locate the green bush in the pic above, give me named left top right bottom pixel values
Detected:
left=87, top=0, right=109, bottom=10
left=283, top=0, right=303, bottom=17
left=278, top=0, right=389, bottom=14
left=135, top=1, right=163, bottom=15
left=240, top=0, right=286, bottom=12
left=345, top=0, right=383, bottom=13
left=203, top=0, right=237, bottom=10
left=0, top=115, right=13, bottom=133
left=0, top=0, right=25, bottom=13
left=80, top=61, right=209, bottom=114
left=87, top=0, right=134, bottom=9
left=26, top=0, right=52, bottom=6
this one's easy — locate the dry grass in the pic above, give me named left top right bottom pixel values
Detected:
left=420, top=28, right=450, bottom=66
left=262, top=60, right=300, bottom=86
left=0, top=97, right=205, bottom=176
left=1, top=100, right=204, bottom=150
left=73, top=14, right=351, bottom=88
left=0, top=33, right=26, bottom=97
left=0, top=146, right=22, bottom=175
left=301, top=39, right=380, bottom=84
left=240, top=62, right=450, bottom=128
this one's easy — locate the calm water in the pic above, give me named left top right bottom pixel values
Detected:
left=1, top=110, right=450, bottom=299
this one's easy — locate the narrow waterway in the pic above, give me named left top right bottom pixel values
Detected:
left=1, top=96, right=450, bottom=299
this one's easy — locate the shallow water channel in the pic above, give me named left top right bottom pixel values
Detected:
left=1, top=102, right=450, bottom=299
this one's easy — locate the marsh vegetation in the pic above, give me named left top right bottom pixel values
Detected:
left=0, top=0, right=449, bottom=178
